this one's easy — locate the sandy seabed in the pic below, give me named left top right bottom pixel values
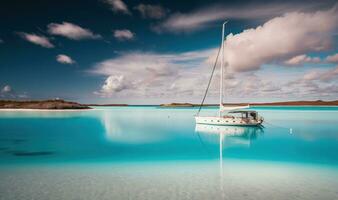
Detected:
left=0, top=160, right=337, bottom=200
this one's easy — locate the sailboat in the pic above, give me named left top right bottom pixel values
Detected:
left=195, top=22, right=264, bottom=126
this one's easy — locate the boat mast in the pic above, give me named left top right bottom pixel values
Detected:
left=219, top=21, right=227, bottom=117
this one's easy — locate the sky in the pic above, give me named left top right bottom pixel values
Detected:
left=0, top=0, right=338, bottom=104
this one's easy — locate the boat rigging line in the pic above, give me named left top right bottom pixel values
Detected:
left=196, top=44, right=222, bottom=116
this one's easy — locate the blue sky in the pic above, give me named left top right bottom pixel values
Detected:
left=0, top=0, right=337, bottom=104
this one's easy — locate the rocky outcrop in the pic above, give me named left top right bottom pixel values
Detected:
left=160, top=103, right=195, bottom=107
left=0, top=99, right=91, bottom=109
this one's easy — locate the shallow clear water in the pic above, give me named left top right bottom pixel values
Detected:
left=0, top=106, right=338, bottom=200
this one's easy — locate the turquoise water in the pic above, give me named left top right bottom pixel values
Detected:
left=0, top=106, right=338, bottom=199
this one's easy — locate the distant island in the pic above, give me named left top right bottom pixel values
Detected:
left=160, top=100, right=338, bottom=107
left=85, top=103, right=128, bottom=106
left=160, top=103, right=195, bottom=107
left=0, top=100, right=91, bottom=110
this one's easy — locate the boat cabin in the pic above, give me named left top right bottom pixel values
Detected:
left=228, top=111, right=259, bottom=120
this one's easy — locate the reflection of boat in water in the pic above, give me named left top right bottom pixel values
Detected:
left=195, top=124, right=263, bottom=147
left=195, top=124, right=263, bottom=136
left=195, top=123, right=263, bottom=198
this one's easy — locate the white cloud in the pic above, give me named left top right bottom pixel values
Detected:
left=95, top=75, right=131, bottom=97
left=284, top=54, right=321, bottom=66
left=154, top=2, right=331, bottom=33
left=0, top=85, right=28, bottom=99
left=113, top=29, right=135, bottom=41
left=134, top=4, right=167, bottom=19
left=310, top=66, right=338, bottom=81
left=0, top=85, right=15, bottom=99
left=103, top=0, right=130, bottom=15
left=90, top=48, right=338, bottom=101
left=56, top=54, right=75, bottom=64
left=152, top=6, right=338, bottom=73
left=302, top=70, right=321, bottom=81
left=91, top=49, right=216, bottom=98
left=1, top=85, right=12, bottom=93
left=48, top=22, right=101, bottom=40
left=290, top=66, right=338, bottom=84
left=17, top=32, right=54, bottom=48
left=286, top=66, right=338, bottom=98
left=240, top=77, right=326, bottom=99
left=223, top=7, right=338, bottom=72
left=90, top=5, right=338, bottom=101
left=326, top=53, right=338, bottom=63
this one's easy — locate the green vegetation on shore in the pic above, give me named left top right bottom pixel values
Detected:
left=0, top=99, right=90, bottom=110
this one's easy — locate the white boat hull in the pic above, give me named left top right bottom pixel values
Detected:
left=195, top=116, right=263, bottom=126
